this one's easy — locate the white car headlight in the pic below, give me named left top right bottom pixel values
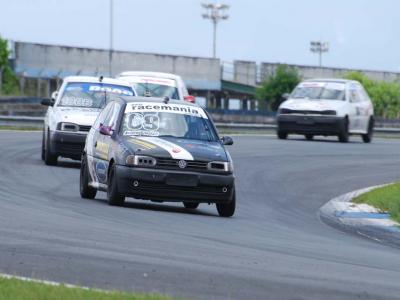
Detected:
left=59, top=122, right=79, bottom=132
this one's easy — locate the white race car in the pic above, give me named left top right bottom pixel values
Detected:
left=41, top=76, right=136, bottom=165
left=116, top=71, right=195, bottom=103
left=277, top=79, right=374, bottom=143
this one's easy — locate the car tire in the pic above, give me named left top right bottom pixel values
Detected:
left=41, top=129, right=45, bottom=161
left=216, top=189, right=236, bottom=218
left=362, top=118, right=374, bottom=143
left=107, top=164, right=125, bottom=206
left=338, top=118, right=349, bottom=143
left=80, top=155, right=97, bottom=199
left=44, top=130, right=58, bottom=165
left=277, top=130, right=288, bottom=140
left=183, top=202, right=199, bottom=209
left=305, top=134, right=313, bottom=141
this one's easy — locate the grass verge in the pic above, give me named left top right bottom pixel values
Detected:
left=0, top=125, right=41, bottom=131
left=0, top=277, right=177, bottom=300
left=353, top=182, right=400, bottom=223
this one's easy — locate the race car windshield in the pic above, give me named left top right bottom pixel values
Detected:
left=121, top=104, right=218, bottom=142
left=132, top=83, right=179, bottom=100
left=58, top=82, right=134, bottom=108
left=291, top=82, right=346, bottom=101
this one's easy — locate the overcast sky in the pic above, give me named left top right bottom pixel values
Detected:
left=1, top=0, right=399, bottom=72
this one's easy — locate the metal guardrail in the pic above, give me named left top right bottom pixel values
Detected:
left=1, top=116, right=400, bottom=134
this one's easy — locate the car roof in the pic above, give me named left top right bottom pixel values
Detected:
left=303, top=78, right=360, bottom=84
left=117, top=71, right=182, bottom=81
left=63, top=76, right=133, bottom=87
left=120, top=96, right=199, bottom=107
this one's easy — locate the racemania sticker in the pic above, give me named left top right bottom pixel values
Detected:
left=125, top=102, right=208, bottom=119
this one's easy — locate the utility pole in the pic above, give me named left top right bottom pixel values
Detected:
left=109, top=0, right=114, bottom=77
left=310, top=41, right=329, bottom=67
left=202, top=3, right=229, bottom=58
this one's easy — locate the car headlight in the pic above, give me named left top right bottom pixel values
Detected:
left=279, top=108, right=292, bottom=114
left=126, top=155, right=157, bottom=167
left=207, top=161, right=233, bottom=173
left=58, top=122, right=79, bottom=132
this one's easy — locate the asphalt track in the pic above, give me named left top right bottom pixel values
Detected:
left=1, top=131, right=400, bottom=300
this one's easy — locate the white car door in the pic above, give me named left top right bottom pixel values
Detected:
left=357, top=85, right=372, bottom=132
left=347, top=84, right=364, bottom=132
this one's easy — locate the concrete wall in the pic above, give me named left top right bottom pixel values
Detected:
left=14, top=42, right=221, bottom=90
left=260, top=63, right=400, bottom=83
left=233, top=60, right=257, bottom=86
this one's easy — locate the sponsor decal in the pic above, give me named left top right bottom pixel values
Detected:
left=60, top=96, right=93, bottom=107
left=95, top=161, right=107, bottom=182
left=137, top=137, right=194, bottom=160
left=123, top=112, right=160, bottom=136
left=96, top=141, right=109, bottom=159
left=299, top=82, right=326, bottom=88
left=125, top=76, right=177, bottom=87
left=125, top=102, right=208, bottom=119
left=88, top=85, right=134, bottom=96
left=325, top=82, right=345, bottom=91
left=127, top=138, right=157, bottom=150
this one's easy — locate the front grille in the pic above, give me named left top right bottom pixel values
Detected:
left=134, top=181, right=226, bottom=194
left=156, top=158, right=208, bottom=170
left=79, top=125, right=91, bottom=132
left=280, top=109, right=336, bottom=116
left=57, top=143, right=84, bottom=154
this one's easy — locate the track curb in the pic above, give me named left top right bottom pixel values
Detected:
left=318, top=185, right=400, bottom=247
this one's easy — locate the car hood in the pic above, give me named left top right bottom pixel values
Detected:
left=123, top=136, right=228, bottom=162
left=280, top=99, right=346, bottom=112
left=54, top=107, right=102, bottom=126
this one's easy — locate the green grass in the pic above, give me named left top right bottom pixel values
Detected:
left=353, top=182, right=400, bottom=223
left=0, top=277, right=177, bottom=300
left=0, top=125, right=41, bottom=131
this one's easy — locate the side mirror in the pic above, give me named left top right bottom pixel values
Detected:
left=282, top=93, right=290, bottom=100
left=99, top=124, right=113, bottom=136
left=184, top=95, right=196, bottom=103
left=41, top=98, right=54, bottom=106
left=51, top=91, right=58, bottom=101
left=221, top=136, right=234, bottom=146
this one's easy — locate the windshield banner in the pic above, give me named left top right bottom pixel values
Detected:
left=124, top=77, right=177, bottom=87
left=125, top=102, right=208, bottom=119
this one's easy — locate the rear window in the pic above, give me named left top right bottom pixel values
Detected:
left=120, top=76, right=180, bottom=100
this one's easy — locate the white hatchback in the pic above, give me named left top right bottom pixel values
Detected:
left=41, top=76, right=136, bottom=165
left=277, top=79, right=374, bottom=143
left=116, top=71, right=195, bottom=103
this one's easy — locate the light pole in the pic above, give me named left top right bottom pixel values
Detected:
left=202, top=3, right=229, bottom=58
left=109, top=0, right=114, bottom=77
left=310, top=41, right=329, bottom=67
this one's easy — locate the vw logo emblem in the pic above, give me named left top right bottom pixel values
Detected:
left=178, top=160, right=187, bottom=169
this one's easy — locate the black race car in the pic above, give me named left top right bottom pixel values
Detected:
left=80, top=96, right=236, bottom=217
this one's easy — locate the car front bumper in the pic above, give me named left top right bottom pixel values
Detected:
left=115, top=165, right=235, bottom=203
left=277, top=115, right=345, bottom=135
left=49, top=131, right=87, bottom=160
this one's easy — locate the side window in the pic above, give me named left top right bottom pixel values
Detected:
left=103, top=102, right=122, bottom=129
left=93, top=102, right=113, bottom=129
left=359, top=87, right=371, bottom=102
left=349, top=89, right=361, bottom=103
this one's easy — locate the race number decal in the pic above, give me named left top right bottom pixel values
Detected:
left=124, top=113, right=160, bottom=136
left=60, top=96, right=93, bottom=107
